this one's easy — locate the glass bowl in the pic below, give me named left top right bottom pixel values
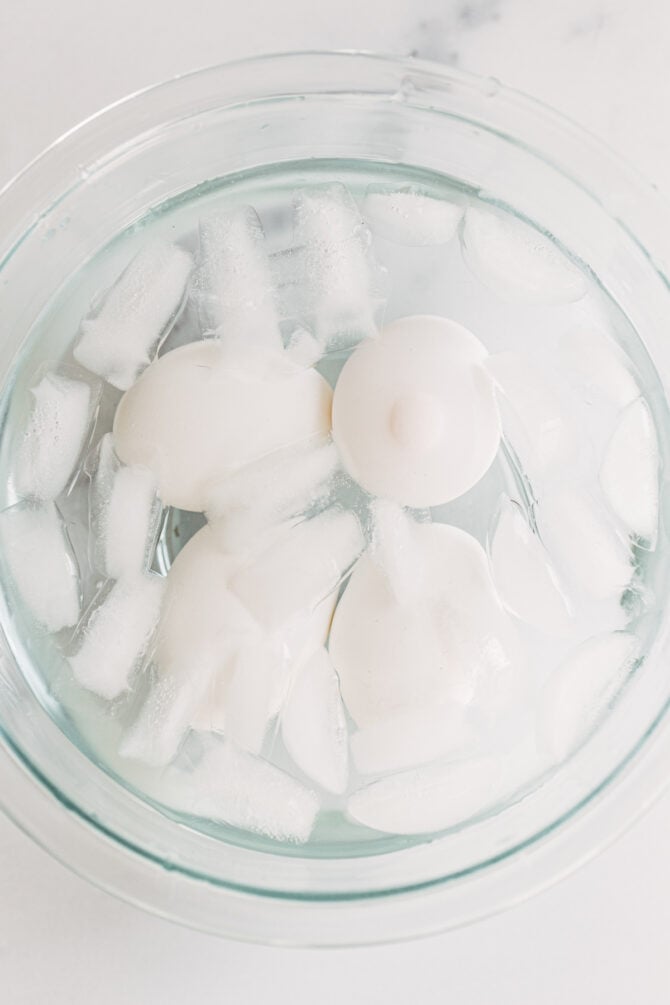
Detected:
left=2, top=51, right=670, bottom=947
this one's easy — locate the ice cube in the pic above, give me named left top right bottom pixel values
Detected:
left=461, top=205, right=587, bottom=305
left=194, top=206, right=283, bottom=357
left=0, top=502, right=80, bottom=631
left=490, top=496, right=573, bottom=634
left=231, top=509, right=364, bottom=632
left=559, top=328, right=639, bottom=409
left=89, top=433, right=162, bottom=579
left=330, top=523, right=523, bottom=729
left=206, top=438, right=339, bottom=553
left=294, top=183, right=383, bottom=349
left=347, top=754, right=501, bottom=835
left=223, top=642, right=288, bottom=755
left=538, top=631, right=637, bottom=761
left=350, top=703, right=478, bottom=776
left=14, top=369, right=100, bottom=501
left=363, top=186, right=463, bottom=246
left=539, top=489, right=632, bottom=600
left=75, top=240, right=193, bottom=391
left=281, top=647, right=348, bottom=794
left=487, top=352, right=578, bottom=471
left=120, top=660, right=216, bottom=767
left=369, top=500, right=425, bottom=606
left=168, top=740, right=320, bottom=843
left=600, top=398, right=659, bottom=542
left=69, top=574, right=165, bottom=700
left=113, top=339, right=333, bottom=511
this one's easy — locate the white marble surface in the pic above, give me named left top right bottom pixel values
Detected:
left=3, top=0, right=670, bottom=1001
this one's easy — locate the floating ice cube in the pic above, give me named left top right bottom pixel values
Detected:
left=206, top=438, right=338, bottom=553
left=347, top=755, right=501, bottom=835
left=224, top=643, right=288, bottom=755
left=0, top=502, right=80, bottom=631
left=369, top=500, right=425, bottom=606
left=461, top=205, right=587, bottom=305
left=281, top=647, right=348, bottom=794
left=539, top=489, right=632, bottom=600
left=351, top=702, right=477, bottom=776
left=89, top=433, right=161, bottom=579
left=14, top=369, right=99, bottom=501
left=600, top=398, right=659, bottom=542
left=294, top=183, right=383, bottom=349
left=487, top=352, right=577, bottom=471
left=558, top=328, right=639, bottom=409
left=75, top=240, right=193, bottom=391
left=170, top=740, right=320, bottom=843
left=120, top=660, right=216, bottom=767
left=363, top=186, right=463, bottom=246
left=330, top=522, right=522, bottom=728
left=113, top=339, right=333, bottom=511
left=231, top=509, right=364, bottom=632
left=538, top=631, right=637, bottom=761
left=69, top=575, right=165, bottom=700
left=194, top=206, right=283, bottom=357
left=490, top=496, right=572, bottom=634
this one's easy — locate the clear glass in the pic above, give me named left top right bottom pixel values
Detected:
left=2, top=51, right=670, bottom=945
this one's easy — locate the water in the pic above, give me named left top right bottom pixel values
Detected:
left=0, top=159, right=667, bottom=856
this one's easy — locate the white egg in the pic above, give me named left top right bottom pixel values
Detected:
left=113, top=340, right=333, bottom=511
left=329, top=522, right=522, bottom=728
left=331, top=315, right=500, bottom=507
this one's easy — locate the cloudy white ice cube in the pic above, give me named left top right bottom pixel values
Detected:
left=538, top=631, right=637, bottom=761
left=69, top=574, right=165, bottom=700
left=90, top=433, right=161, bottom=579
left=559, top=327, right=639, bottom=409
left=347, top=755, right=501, bottom=835
left=363, top=186, right=463, bottom=246
left=462, top=205, right=587, bottom=305
left=14, top=369, right=99, bottom=501
left=0, top=502, right=80, bottom=631
left=75, top=240, right=193, bottom=391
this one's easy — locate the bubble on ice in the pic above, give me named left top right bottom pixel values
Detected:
left=0, top=502, right=80, bottom=631
left=194, top=206, right=283, bottom=356
left=539, top=489, right=632, bottom=601
left=558, top=327, right=639, bottom=409
left=90, top=433, right=162, bottom=579
left=347, top=755, right=501, bottom=835
left=74, top=240, right=193, bottom=391
left=490, top=496, right=573, bottom=635
left=363, top=185, right=463, bottom=246
left=14, top=369, right=100, bottom=501
left=69, top=574, right=165, bottom=700
left=294, top=183, right=384, bottom=349
left=206, top=438, right=339, bottom=553
left=538, top=631, right=637, bottom=761
left=164, top=740, right=320, bottom=843
left=231, top=509, right=365, bottom=632
left=281, top=647, right=349, bottom=794
left=351, top=703, right=478, bottom=777
left=284, top=327, right=322, bottom=368
left=461, top=205, right=587, bottom=305
left=487, top=351, right=578, bottom=472
left=600, top=398, right=659, bottom=543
